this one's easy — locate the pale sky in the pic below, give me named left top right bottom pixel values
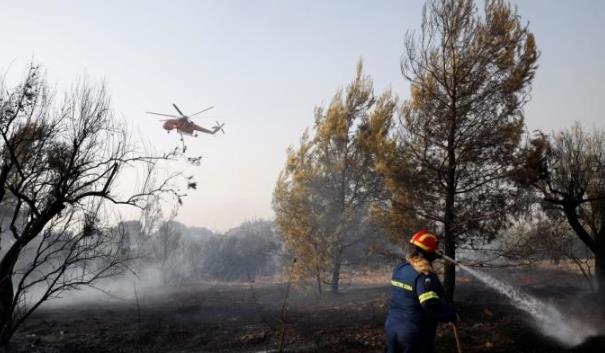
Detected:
left=1, top=1, right=603, bottom=231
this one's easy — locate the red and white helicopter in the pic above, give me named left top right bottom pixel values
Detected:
left=147, top=103, right=225, bottom=137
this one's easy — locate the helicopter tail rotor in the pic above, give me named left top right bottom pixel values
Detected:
left=213, top=121, right=225, bottom=134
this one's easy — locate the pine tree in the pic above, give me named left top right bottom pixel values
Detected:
left=273, top=62, right=397, bottom=294
left=378, top=0, right=538, bottom=300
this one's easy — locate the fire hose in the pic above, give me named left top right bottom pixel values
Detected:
left=436, top=251, right=461, bottom=267
left=437, top=251, right=464, bottom=353
left=450, top=322, right=463, bottom=353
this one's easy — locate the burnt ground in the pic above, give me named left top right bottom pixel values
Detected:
left=9, top=268, right=605, bottom=353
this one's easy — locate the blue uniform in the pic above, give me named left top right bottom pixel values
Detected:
left=385, top=262, right=455, bottom=353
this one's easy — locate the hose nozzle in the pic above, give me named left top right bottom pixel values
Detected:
left=436, top=250, right=460, bottom=266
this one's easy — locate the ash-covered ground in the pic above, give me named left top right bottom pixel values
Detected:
left=11, top=268, right=605, bottom=353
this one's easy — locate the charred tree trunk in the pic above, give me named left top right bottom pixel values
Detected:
left=442, top=226, right=456, bottom=302
left=0, top=278, right=14, bottom=348
left=0, top=244, right=22, bottom=347
left=443, top=106, right=458, bottom=302
left=596, top=208, right=605, bottom=297
left=595, top=230, right=605, bottom=298
left=443, top=192, right=456, bottom=302
left=0, top=204, right=63, bottom=347
left=595, top=253, right=605, bottom=297
left=563, top=203, right=605, bottom=297
left=315, top=263, right=323, bottom=295
left=330, top=260, right=341, bottom=294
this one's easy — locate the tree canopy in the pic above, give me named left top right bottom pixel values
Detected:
left=273, top=62, right=396, bottom=294
left=375, top=0, right=538, bottom=299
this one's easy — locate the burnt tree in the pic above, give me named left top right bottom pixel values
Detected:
left=391, top=0, right=538, bottom=300
left=517, top=125, right=605, bottom=295
left=0, top=65, right=186, bottom=346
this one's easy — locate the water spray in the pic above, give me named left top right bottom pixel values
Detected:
left=436, top=251, right=598, bottom=346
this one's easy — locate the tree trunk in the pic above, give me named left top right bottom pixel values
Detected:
left=595, top=253, right=605, bottom=297
left=315, top=263, right=323, bottom=295
left=443, top=200, right=456, bottom=302
left=596, top=211, right=605, bottom=298
left=443, top=105, right=458, bottom=302
left=330, top=261, right=341, bottom=294
left=0, top=245, right=20, bottom=348
left=0, top=214, right=57, bottom=347
left=595, top=230, right=605, bottom=298
left=0, top=277, right=13, bottom=349
left=564, top=203, right=605, bottom=297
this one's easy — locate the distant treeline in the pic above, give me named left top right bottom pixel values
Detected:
left=120, top=219, right=290, bottom=282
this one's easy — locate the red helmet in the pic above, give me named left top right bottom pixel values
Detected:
left=410, top=229, right=439, bottom=254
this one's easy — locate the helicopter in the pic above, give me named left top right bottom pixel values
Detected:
left=146, top=103, right=225, bottom=137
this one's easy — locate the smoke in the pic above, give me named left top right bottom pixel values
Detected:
left=458, top=263, right=599, bottom=346
left=38, top=265, right=166, bottom=308
left=39, top=219, right=288, bottom=308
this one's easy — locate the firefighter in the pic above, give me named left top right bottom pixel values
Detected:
left=385, top=230, right=457, bottom=353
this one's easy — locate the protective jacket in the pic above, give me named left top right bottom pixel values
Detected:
left=385, top=258, right=456, bottom=353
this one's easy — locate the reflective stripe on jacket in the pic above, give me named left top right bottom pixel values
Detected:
left=385, top=262, right=454, bottom=333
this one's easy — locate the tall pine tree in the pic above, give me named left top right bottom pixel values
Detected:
left=377, top=0, right=538, bottom=300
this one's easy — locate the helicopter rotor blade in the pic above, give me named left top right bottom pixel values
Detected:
left=189, top=106, right=215, bottom=118
left=172, top=104, right=186, bottom=117
left=189, top=115, right=222, bottom=120
left=146, top=112, right=180, bottom=118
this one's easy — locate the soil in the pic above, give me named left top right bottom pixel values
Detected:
left=9, top=268, right=605, bottom=353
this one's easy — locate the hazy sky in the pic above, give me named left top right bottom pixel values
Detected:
left=1, top=1, right=603, bottom=231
